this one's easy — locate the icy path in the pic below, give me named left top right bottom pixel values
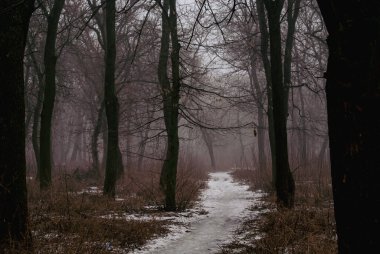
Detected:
left=132, top=171, right=263, bottom=254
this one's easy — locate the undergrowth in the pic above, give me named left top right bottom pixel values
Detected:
left=220, top=168, right=337, bottom=254
left=18, top=162, right=208, bottom=253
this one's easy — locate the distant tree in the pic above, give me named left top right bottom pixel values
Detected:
left=39, top=0, right=65, bottom=189
left=0, top=0, right=34, bottom=248
left=200, top=128, right=216, bottom=171
left=316, top=1, right=380, bottom=252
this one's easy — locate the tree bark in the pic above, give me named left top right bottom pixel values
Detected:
left=39, top=0, right=65, bottom=189
left=264, top=0, right=295, bottom=208
left=316, top=1, right=380, bottom=252
left=0, top=0, right=34, bottom=248
left=103, top=0, right=121, bottom=198
left=158, top=0, right=181, bottom=211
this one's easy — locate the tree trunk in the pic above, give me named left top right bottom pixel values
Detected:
left=27, top=39, right=45, bottom=178
left=298, top=87, right=307, bottom=168
left=32, top=79, right=44, bottom=179
left=125, top=108, right=133, bottom=171
left=283, top=0, right=301, bottom=115
left=264, top=0, right=295, bottom=208
left=257, top=108, right=266, bottom=171
left=39, top=0, right=65, bottom=189
left=249, top=63, right=267, bottom=171
left=103, top=0, right=121, bottom=198
left=0, top=0, right=34, bottom=248
left=137, top=130, right=149, bottom=171
left=158, top=0, right=181, bottom=211
left=316, top=1, right=380, bottom=252
left=200, top=128, right=216, bottom=171
left=256, top=0, right=276, bottom=185
left=90, top=101, right=104, bottom=178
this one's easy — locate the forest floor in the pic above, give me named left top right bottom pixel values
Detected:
left=218, top=169, right=338, bottom=254
left=131, top=171, right=265, bottom=254
left=24, top=168, right=337, bottom=253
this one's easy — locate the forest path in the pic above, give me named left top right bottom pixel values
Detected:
left=134, top=171, right=263, bottom=254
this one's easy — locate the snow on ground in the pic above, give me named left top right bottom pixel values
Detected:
left=129, top=171, right=264, bottom=254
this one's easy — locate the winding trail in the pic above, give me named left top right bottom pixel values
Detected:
left=134, top=171, right=263, bottom=254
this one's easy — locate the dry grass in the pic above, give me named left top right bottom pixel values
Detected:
left=21, top=161, right=208, bottom=253
left=220, top=168, right=337, bottom=254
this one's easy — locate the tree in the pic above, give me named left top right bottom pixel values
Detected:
left=158, top=0, right=181, bottom=211
left=39, top=0, right=65, bottom=189
left=0, top=0, right=34, bottom=248
left=261, top=0, right=296, bottom=208
left=315, top=1, right=380, bottom=252
left=103, top=0, right=122, bottom=197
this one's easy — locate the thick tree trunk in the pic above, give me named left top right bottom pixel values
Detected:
left=0, top=0, right=34, bottom=248
left=264, top=0, right=295, bottom=208
left=39, top=0, right=65, bottom=189
left=316, top=1, right=380, bottom=252
left=103, top=0, right=121, bottom=197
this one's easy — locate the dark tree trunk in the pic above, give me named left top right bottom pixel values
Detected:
left=316, top=1, right=380, bottom=252
left=264, top=0, right=295, bottom=208
left=103, top=0, right=121, bottom=198
left=283, top=0, right=301, bottom=115
left=39, top=0, right=65, bottom=189
left=158, top=0, right=181, bottom=211
left=0, top=0, right=34, bottom=248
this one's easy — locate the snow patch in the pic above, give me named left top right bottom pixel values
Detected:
left=129, top=172, right=264, bottom=254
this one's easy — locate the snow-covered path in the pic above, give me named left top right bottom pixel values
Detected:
left=133, top=171, right=263, bottom=254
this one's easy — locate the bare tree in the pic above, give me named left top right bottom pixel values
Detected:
left=39, top=0, right=65, bottom=189
left=158, top=0, right=181, bottom=211
left=103, top=0, right=123, bottom=197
